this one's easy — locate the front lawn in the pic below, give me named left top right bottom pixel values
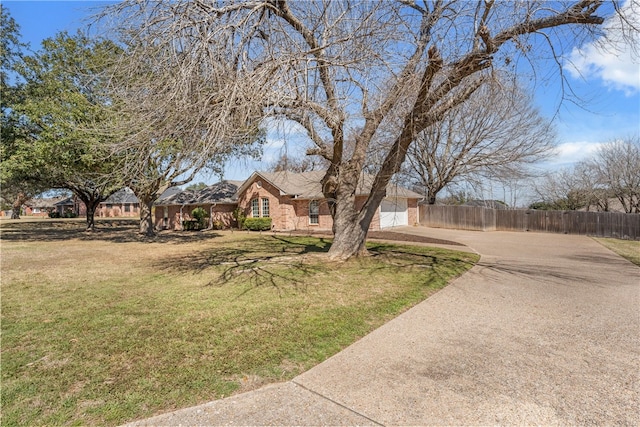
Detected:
left=594, top=237, right=640, bottom=266
left=1, top=221, right=477, bottom=426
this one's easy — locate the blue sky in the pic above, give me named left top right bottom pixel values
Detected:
left=4, top=0, right=639, bottom=184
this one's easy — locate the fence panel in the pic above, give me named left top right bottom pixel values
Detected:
left=419, top=205, right=639, bottom=239
left=495, top=210, right=526, bottom=231
left=543, top=211, right=565, bottom=234
left=419, top=205, right=493, bottom=231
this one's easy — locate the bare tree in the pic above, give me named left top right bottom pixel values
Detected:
left=402, top=80, right=555, bottom=204
left=533, top=167, right=591, bottom=210
left=268, top=153, right=328, bottom=173
left=101, top=0, right=636, bottom=257
left=102, top=9, right=266, bottom=235
left=572, top=161, right=613, bottom=211
left=583, top=137, right=640, bottom=213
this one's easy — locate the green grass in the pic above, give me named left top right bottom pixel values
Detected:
left=1, top=220, right=478, bottom=426
left=594, top=237, right=640, bottom=266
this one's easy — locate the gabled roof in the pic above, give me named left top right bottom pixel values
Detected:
left=159, top=187, right=181, bottom=199
left=238, top=170, right=423, bottom=200
left=25, top=196, right=68, bottom=209
left=55, top=197, right=75, bottom=206
left=105, top=188, right=139, bottom=204
left=238, top=170, right=326, bottom=199
left=155, top=181, right=241, bottom=206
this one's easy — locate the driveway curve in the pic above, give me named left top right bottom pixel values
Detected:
left=125, top=228, right=639, bottom=426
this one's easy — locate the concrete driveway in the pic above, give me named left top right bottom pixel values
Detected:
left=126, top=228, right=639, bottom=426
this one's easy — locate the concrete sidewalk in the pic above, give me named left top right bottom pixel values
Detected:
left=124, top=228, right=639, bottom=426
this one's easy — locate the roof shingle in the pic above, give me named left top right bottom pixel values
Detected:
left=242, top=171, right=423, bottom=200
left=156, top=181, right=240, bottom=206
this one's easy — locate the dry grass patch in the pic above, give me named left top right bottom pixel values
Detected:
left=1, top=220, right=477, bottom=426
left=594, top=237, right=640, bottom=266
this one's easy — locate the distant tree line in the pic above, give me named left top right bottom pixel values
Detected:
left=0, top=5, right=262, bottom=232
left=532, top=137, right=640, bottom=213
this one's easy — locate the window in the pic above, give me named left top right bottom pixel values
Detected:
left=261, top=198, right=270, bottom=217
left=106, top=204, right=113, bottom=209
left=124, top=204, right=131, bottom=213
left=32, top=208, right=41, bottom=214
left=251, top=199, right=260, bottom=218
left=309, top=200, right=319, bottom=224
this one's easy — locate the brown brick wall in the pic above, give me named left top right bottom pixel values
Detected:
left=97, top=203, right=140, bottom=218
left=155, top=203, right=236, bottom=230
left=210, top=204, right=236, bottom=229
left=237, top=179, right=288, bottom=230
left=290, top=199, right=334, bottom=231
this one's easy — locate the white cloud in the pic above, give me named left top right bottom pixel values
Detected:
left=547, top=141, right=605, bottom=166
left=566, top=1, right=640, bottom=95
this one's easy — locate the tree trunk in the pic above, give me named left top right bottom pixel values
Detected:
left=326, top=127, right=415, bottom=259
left=328, top=217, right=369, bottom=260
left=326, top=189, right=370, bottom=260
left=11, top=192, right=26, bottom=219
left=72, top=190, right=106, bottom=232
left=427, top=189, right=437, bottom=205
left=324, top=166, right=383, bottom=260
left=84, top=200, right=99, bottom=232
left=139, top=199, right=155, bottom=236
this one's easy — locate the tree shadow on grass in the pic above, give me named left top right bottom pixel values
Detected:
left=154, top=235, right=333, bottom=297
left=366, top=243, right=478, bottom=286
left=155, top=236, right=474, bottom=300
left=0, top=219, right=225, bottom=244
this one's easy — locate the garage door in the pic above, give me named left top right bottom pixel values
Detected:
left=379, top=197, right=408, bottom=229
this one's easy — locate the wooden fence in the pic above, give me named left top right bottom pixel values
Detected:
left=419, top=205, right=640, bottom=240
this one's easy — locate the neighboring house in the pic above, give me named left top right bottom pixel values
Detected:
left=96, top=188, right=140, bottom=218
left=236, top=171, right=421, bottom=231
left=23, top=196, right=68, bottom=217
left=54, top=197, right=85, bottom=216
left=579, top=198, right=630, bottom=213
left=155, top=171, right=421, bottom=232
left=155, top=181, right=243, bottom=230
left=20, top=196, right=84, bottom=217
left=15, top=187, right=183, bottom=219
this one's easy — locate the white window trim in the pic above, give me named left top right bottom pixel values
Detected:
left=309, top=200, right=319, bottom=225
left=251, top=198, right=260, bottom=218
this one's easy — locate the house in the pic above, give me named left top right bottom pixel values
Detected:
left=155, top=181, right=243, bottom=230
left=236, top=171, right=421, bottom=231
left=23, top=196, right=68, bottom=217
left=55, top=197, right=87, bottom=217
left=96, top=188, right=140, bottom=218
left=155, top=171, right=422, bottom=232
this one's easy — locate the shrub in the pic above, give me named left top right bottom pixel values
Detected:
left=244, top=217, right=272, bottom=231
left=191, top=207, right=207, bottom=221
left=232, top=207, right=246, bottom=230
left=182, top=220, right=200, bottom=231
left=191, top=207, right=208, bottom=229
left=48, top=211, right=61, bottom=218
